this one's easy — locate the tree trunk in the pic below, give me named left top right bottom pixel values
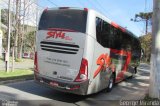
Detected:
left=11, top=0, right=16, bottom=72
left=149, top=0, right=160, bottom=99
left=19, top=0, right=26, bottom=60
left=11, top=47, right=14, bottom=71
left=14, top=0, right=19, bottom=60
left=17, top=0, right=22, bottom=59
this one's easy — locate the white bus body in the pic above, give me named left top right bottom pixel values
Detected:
left=34, top=7, right=141, bottom=95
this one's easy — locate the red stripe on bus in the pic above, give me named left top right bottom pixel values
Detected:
left=119, top=27, right=126, bottom=32
left=111, top=22, right=126, bottom=32
left=110, top=49, right=128, bottom=56
left=111, top=22, right=119, bottom=28
left=84, top=8, right=88, bottom=11
left=48, top=28, right=77, bottom=32
left=122, top=52, right=131, bottom=71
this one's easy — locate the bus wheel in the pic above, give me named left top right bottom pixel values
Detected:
left=106, top=74, right=115, bottom=92
left=134, top=67, right=137, bottom=74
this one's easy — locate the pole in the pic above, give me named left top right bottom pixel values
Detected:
left=0, top=6, right=2, bottom=58
left=149, top=0, right=160, bottom=99
left=0, top=5, right=1, bottom=29
left=6, top=0, right=11, bottom=72
left=145, top=19, right=148, bottom=35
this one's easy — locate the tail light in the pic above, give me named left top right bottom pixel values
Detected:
left=74, top=58, right=88, bottom=82
left=34, top=52, right=38, bottom=73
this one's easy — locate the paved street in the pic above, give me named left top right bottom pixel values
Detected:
left=0, top=63, right=150, bottom=106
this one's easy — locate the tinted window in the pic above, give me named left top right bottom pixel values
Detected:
left=39, top=9, right=87, bottom=33
left=96, top=17, right=122, bottom=49
left=96, top=18, right=103, bottom=44
left=96, top=17, right=140, bottom=51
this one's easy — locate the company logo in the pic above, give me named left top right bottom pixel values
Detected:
left=93, top=53, right=111, bottom=78
left=46, top=31, right=72, bottom=41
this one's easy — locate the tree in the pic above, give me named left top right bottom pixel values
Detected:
left=23, top=30, right=36, bottom=52
left=139, top=33, right=152, bottom=62
left=14, top=0, right=20, bottom=60
left=19, top=0, right=36, bottom=59
left=131, top=12, right=152, bottom=35
left=149, top=0, right=160, bottom=99
left=2, top=0, right=40, bottom=71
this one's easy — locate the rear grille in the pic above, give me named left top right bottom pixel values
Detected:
left=40, top=41, right=79, bottom=54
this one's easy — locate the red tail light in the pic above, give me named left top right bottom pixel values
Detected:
left=34, top=52, right=38, bottom=73
left=74, top=58, right=88, bottom=82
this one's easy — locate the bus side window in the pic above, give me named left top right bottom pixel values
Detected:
left=101, top=21, right=110, bottom=48
left=96, top=18, right=111, bottom=48
left=96, top=17, right=103, bottom=45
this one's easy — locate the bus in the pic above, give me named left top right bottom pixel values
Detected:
left=34, top=7, right=141, bottom=95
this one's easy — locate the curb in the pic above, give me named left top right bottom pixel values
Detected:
left=0, top=77, right=34, bottom=85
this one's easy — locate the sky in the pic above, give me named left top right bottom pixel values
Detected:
left=38, top=0, right=153, bottom=37
left=0, top=0, right=153, bottom=37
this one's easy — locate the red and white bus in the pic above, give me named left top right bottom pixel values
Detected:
left=34, top=7, right=141, bottom=95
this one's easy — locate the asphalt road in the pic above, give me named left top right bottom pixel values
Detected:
left=0, top=63, right=150, bottom=106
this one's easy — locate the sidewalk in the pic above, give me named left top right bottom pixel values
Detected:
left=121, top=63, right=150, bottom=100
left=0, top=59, right=34, bottom=70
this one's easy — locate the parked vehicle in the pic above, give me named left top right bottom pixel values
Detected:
left=23, top=53, right=30, bottom=58
left=34, top=7, right=141, bottom=95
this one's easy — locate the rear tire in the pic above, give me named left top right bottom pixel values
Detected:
left=134, top=67, right=137, bottom=74
left=106, top=74, right=115, bottom=92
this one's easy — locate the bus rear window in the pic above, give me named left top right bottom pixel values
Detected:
left=38, top=9, right=87, bottom=33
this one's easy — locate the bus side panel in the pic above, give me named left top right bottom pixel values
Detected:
left=87, top=41, right=110, bottom=94
left=82, top=35, right=95, bottom=80
left=80, top=34, right=95, bottom=95
left=85, top=11, right=111, bottom=94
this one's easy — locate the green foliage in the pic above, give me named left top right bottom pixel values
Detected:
left=139, top=33, right=152, bottom=62
left=133, top=12, right=153, bottom=30
left=135, top=12, right=153, bottom=20
left=23, top=30, right=36, bottom=52
left=1, top=9, right=8, bottom=25
left=0, top=69, right=33, bottom=81
left=1, top=9, right=16, bottom=27
left=15, top=58, right=23, bottom=62
left=1, top=8, right=36, bottom=56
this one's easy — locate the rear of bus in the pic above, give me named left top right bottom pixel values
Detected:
left=34, top=7, right=89, bottom=95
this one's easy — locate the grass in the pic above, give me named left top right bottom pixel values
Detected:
left=0, top=69, right=34, bottom=81
left=0, top=58, right=3, bottom=63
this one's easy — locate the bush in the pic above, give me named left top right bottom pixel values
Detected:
left=15, top=58, right=23, bottom=62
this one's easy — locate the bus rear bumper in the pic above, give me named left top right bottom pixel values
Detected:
left=34, top=73, right=89, bottom=95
